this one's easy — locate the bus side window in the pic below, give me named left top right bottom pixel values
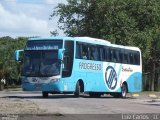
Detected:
left=134, top=52, right=140, bottom=65
left=113, top=49, right=118, bottom=63
left=97, top=46, right=101, bottom=61
left=107, top=48, right=110, bottom=62
left=100, top=47, right=105, bottom=61
left=124, top=50, right=129, bottom=64
left=129, top=51, right=134, bottom=64
left=90, top=45, right=99, bottom=61
left=76, top=42, right=82, bottom=59
left=82, top=44, right=88, bottom=59
left=109, top=48, right=113, bottom=62
left=118, top=49, right=123, bottom=63
left=105, top=47, right=108, bottom=61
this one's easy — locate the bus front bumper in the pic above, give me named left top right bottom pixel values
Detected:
left=22, top=82, right=64, bottom=92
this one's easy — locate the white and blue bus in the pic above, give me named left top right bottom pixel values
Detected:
left=15, top=37, right=142, bottom=98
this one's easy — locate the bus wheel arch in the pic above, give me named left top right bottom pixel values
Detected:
left=121, top=82, right=128, bottom=98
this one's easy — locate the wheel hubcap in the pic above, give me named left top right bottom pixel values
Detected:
left=122, top=86, right=126, bottom=97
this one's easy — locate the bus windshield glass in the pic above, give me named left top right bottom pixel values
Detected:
left=23, top=50, right=60, bottom=77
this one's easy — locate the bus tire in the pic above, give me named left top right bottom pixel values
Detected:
left=42, top=92, right=48, bottom=98
left=121, top=83, right=127, bottom=98
left=74, top=82, right=80, bottom=97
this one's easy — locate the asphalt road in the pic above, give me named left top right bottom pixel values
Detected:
left=0, top=90, right=160, bottom=120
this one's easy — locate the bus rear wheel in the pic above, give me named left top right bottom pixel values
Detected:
left=74, top=82, right=80, bottom=97
left=121, top=83, right=127, bottom=98
left=42, top=92, right=48, bottom=98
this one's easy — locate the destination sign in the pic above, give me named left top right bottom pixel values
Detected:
left=26, top=40, right=63, bottom=50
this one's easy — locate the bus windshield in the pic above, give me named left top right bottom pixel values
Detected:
left=23, top=50, right=60, bottom=77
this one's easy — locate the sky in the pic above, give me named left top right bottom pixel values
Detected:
left=0, top=0, right=67, bottom=38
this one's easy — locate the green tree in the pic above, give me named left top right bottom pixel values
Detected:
left=51, top=0, right=160, bottom=91
left=0, top=36, right=27, bottom=86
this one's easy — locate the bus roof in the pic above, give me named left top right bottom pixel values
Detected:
left=74, top=37, right=111, bottom=44
left=29, top=36, right=111, bottom=45
left=111, top=44, right=141, bottom=52
left=29, top=37, right=71, bottom=41
left=29, top=36, right=140, bottom=52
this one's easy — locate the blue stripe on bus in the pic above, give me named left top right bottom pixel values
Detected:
left=126, top=72, right=142, bottom=92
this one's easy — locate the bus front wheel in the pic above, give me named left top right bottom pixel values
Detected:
left=74, top=82, right=80, bottom=97
left=42, top=92, right=48, bottom=98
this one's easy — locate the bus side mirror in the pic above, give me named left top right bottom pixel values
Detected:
left=58, top=49, right=65, bottom=60
left=15, top=50, right=24, bottom=62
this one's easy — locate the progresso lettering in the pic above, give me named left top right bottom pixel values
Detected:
left=79, top=62, right=101, bottom=71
